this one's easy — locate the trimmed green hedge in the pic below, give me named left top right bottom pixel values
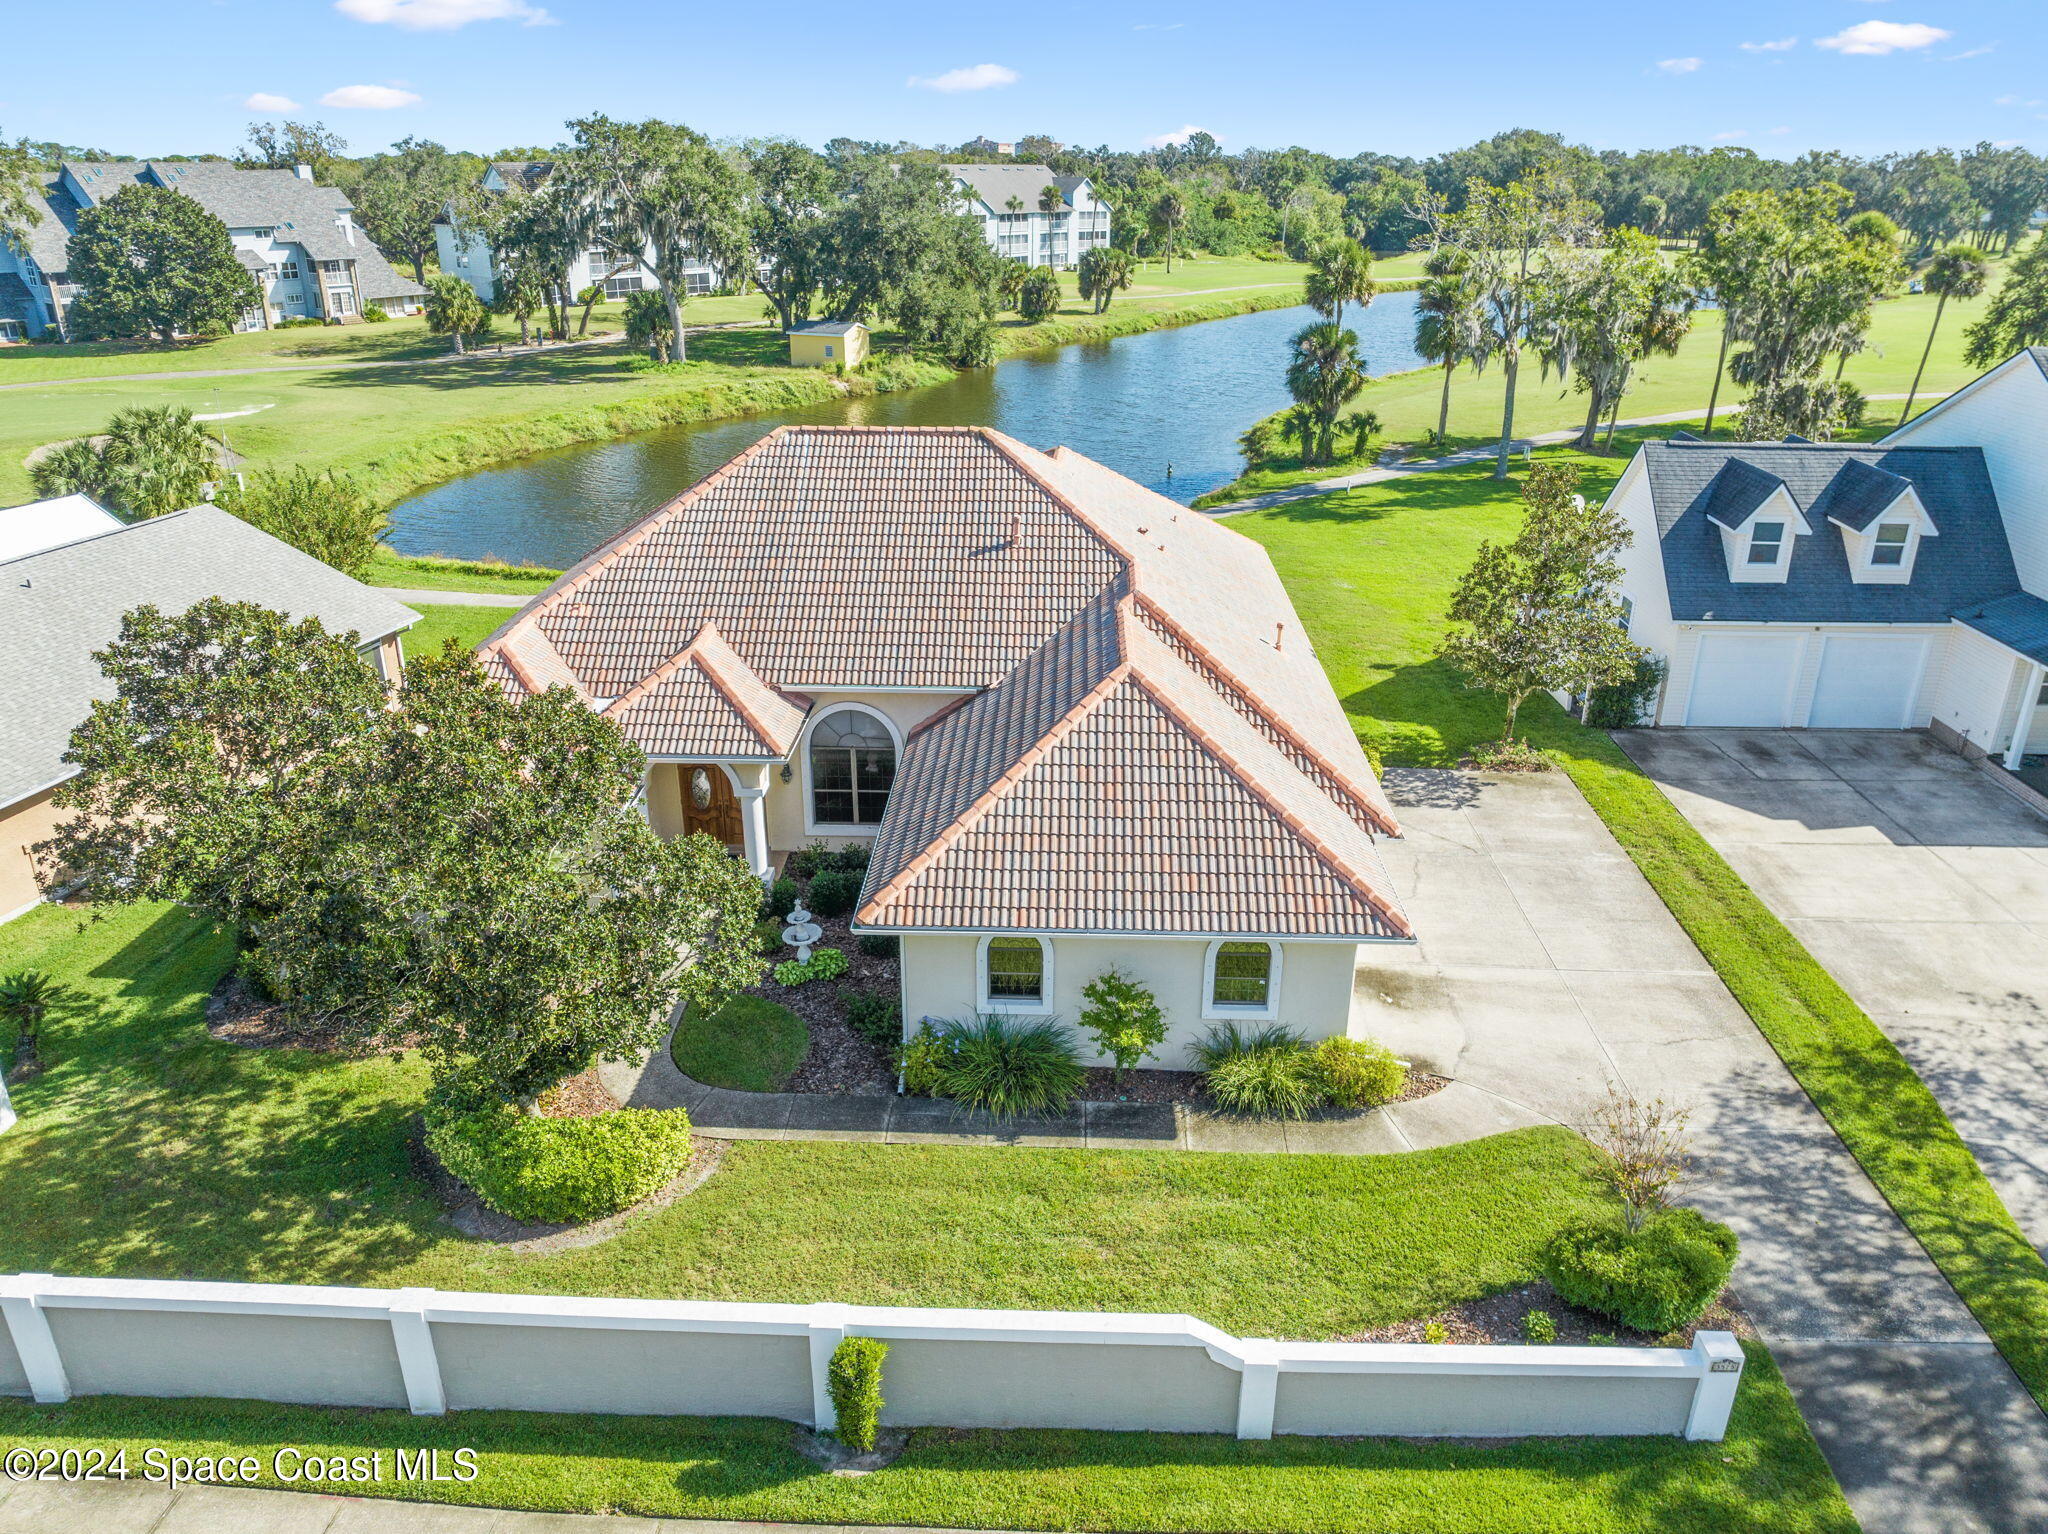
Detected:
left=424, top=1104, right=692, bottom=1224
left=1544, top=1208, right=1739, bottom=1335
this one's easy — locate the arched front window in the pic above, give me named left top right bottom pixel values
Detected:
left=809, top=708, right=896, bottom=827
left=1205, top=940, right=1281, bottom=1019
left=983, top=936, right=1047, bottom=1007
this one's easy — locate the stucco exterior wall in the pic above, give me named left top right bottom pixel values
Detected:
left=763, top=690, right=970, bottom=856
left=0, top=785, right=67, bottom=924
left=0, top=1319, right=26, bottom=1395
left=898, top=933, right=1361, bottom=1069
left=433, top=1324, right=811, bottom=1417
left=1273, top=1370, right=1696, bottom=1437
left=880, top=1338, right=1240, bottom=1431
left=43, top=1309, right=408, bottom=1408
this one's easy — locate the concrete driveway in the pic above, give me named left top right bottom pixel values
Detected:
left=1614, top=727, right=2048, bottom=1260
left=1358, top=764, right=2048, bottom=1533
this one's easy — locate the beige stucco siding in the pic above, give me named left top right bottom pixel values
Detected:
left=0, top=784, right=68, bottom=923
left=898, top=933, right=1360, bottom=1069
left=763, top=690, right=969, bottom=856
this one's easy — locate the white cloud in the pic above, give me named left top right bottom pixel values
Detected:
left=1143, top=124, right=1220, bottom=148
left=906, top=63, right=1019, bottom=92
left=1132, top=21, right=1183, bottom=30
left=1713, top=131, right=1748, bottom=142
left=1947, top=44, right=1995, bottom=60
left=1740, top=37, right=1798, bottom=52
left=1655, top=56, right=1702, bottom=74
left=1816, top=20, right=1950, bottom=54
left=320, top=84, right=423, bottom=109
left=335, top=0, right=551, bottom=29
left=243, top=92, right=300, bottom=111
left=1768, top=125, right=1792, bottom=135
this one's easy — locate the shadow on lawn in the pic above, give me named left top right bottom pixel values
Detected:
left=2, top=910, right=444, bottom=1285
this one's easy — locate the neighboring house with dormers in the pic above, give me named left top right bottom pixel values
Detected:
left=0, top=161, right=425, bottom=341
left=478, top=425, right=1411, bottom=1066
left=1609, top=349, right=2048, bottom=766
left=433, top=160, right=725, bottom=306
left=943, top=164, right=1113, bottom=269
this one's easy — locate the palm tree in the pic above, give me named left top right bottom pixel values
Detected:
left=1284, top=321, right=1367, bottom=466
left=1005, top=195, right=1025, bottom=214
left=1038, top=184, right=1063, bottom=214
left=0, top=968, right=65, bottom=1080
left=425, top=273, right=485, bottom=356
left=1078, top=246, right=1136, bottom=313
left=1304, top=239, right=1374, bottom=331
left=1152, top=191, right=1187, bottom=272
left=1413, top=250, right=1484, bottom=448
left=1900, top=244, right=1990, bottom=425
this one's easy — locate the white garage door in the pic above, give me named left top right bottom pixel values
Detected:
left=1808, top=637, right=1926, bottom=729
left=1686, top=634, right=1801, bottom=726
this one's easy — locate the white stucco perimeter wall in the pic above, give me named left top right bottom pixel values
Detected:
left=0, top=1274, right=1747, bottom=1443
left=898, top=934, right=1363, bottom=1069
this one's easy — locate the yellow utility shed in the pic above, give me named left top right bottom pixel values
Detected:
left=788, top=320, right=869, bottom=369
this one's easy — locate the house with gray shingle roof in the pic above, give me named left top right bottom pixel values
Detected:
left=0, top=160, right=425, bottom=340
left=479, top=425, right=1410, bottom=1067
left=0, top=500, right=417, bottom=923
left=944, top=164, right=1112, bottom=269
left=1609, top=349, right=2048, bottom=765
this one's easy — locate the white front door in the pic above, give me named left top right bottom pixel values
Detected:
left=1807, top=636, right=1928, bottom=729
left=1685, top=633, right=1802, bottom=726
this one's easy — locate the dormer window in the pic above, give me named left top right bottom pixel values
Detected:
left=1747, top=521, right=1786, bottom=566
left=1871, top=524, right=1910, bottom=567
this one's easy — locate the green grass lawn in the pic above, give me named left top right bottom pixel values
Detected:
left=367, top=547, right=561, bottom=596
left=1226, top=441, right=2048, bottom=1413
left=402, top=603, right=521, bottom=655
left=0, top=1345, right=1858, bottom=1534
left=672, top=995, right=807, bottom=1092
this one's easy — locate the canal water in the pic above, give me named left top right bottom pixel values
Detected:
left=385, top=293, right=1424, bottom=569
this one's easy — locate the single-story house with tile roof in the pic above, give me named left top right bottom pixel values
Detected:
left=1610, top=349, right=2048, bottom=762
left=0, top=160, right=426, bottom=340
left=479, top=425, right=1411, bottom=1065
left=0, top=502, right=418, bottom=923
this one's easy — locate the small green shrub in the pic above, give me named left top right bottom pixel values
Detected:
left=423, top=1104, right=692, bottom=1224
left=841, top=988, right=902, bottom=1048
left=786, top=842, right=833, bottom=879
left=754, top=918, right=784, bottom=953
left=898, top=1021, right=949, bottom=1096
left=930, top=1014, right=1086, bottom=1117
left=1422, top=1321, right=1448, bottom=1345
left=828, top=1336, right=887, bottom=1451
left=856, top=933, right=899, bottom=959
left=363, top=304, right=391, bottom=323
left=808, top=869, right=862, bottom=918
left=759, top=876, right=800, bottom=921
left=1521, top=1309, right=1557, bottom=1344
left=831, top=844, right=871, bottom=876
left=1584, top=655, right=1669, bottom=730
left=1468, top=736, right=1551, bottom=772
left=1309, top=1035, right=1408, bottom=1108
left=1542, top=1207, right=1739, bottom=1334
left=1195, top=1021, right=1327, bottom=1118
left=1078, top=968, right=1167, bottom=1081
left=775, top=947, right=849, bottom=987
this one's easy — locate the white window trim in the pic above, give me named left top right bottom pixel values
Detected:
left=801, top=702, right=902, bottom=837
left=1201, top=939, right=1284, bottom=1021
left=977, top=934, right=1054, bottom=1014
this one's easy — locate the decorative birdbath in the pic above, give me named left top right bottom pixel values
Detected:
left=781, top=902, right=824, bottom=963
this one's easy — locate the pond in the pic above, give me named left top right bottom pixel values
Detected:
left=384, top=293, right=1424, bottom=569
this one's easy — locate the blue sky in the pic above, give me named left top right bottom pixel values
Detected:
left=7, top=0, right=2045, bottom=161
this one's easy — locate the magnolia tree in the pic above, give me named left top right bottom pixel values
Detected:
left=43, top=600, right=765, bottom=1111
left=1440, top=462, right=1644, bottom=749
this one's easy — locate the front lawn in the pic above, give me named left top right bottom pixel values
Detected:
left=1228, top=444, right=2048, bottom=1411
left=672, top=995, right=807, bottom=1092
left=402, top=602, right=521, bottom=656
left=0, top=901, right=1605, bottom=1336
left=0, top=1344, right=1858, bottom=1534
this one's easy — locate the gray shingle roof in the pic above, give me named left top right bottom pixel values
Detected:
left=1957, top=592, right=2048, bottom=666
left=1642, top=439, right=2019, bottom=624
left=2030, top=346, right=2048, bottom=383
left=792, top=320, right=864, bottom=337
left=942, top=164, right=1089, bottom=211
left=0, top=505, right=417, bottom=807
left=1810, top=456, right=1914, bottom=532
left=1697, top=458, right=1785, bottom=530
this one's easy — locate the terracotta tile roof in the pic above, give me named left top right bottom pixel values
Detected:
left=601, top=623, right=807, bottom=758
left=858, top=600, right=1408, bottom=939
left=481, top=425, right=1407, bottom=940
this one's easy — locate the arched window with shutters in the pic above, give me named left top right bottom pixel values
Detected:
left=805, top=706, right=899, bottom=831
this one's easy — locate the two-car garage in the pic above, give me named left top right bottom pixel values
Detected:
left=1681, top=630, right=1932, bottom=728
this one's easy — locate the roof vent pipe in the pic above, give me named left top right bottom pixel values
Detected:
left=1009, top=512, right=1022, bottom=547
left=1274, top=622, right=1284, bottom=651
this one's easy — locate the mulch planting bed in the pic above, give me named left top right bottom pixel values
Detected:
left=1343, top=1278, right=1753, bottom=1349
left=764, top=905, right=902, bottom=1095
left=204, top=971, right=366, bottom=1053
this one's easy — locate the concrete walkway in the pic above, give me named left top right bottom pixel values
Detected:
left=381, top=588, right=532, bottom=608
left=1615, top=727, right=2048, bottom=1260
left=2, top=1478, right=1026, bottom=1534
left=1201, top=394, right=1942, bottom=518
